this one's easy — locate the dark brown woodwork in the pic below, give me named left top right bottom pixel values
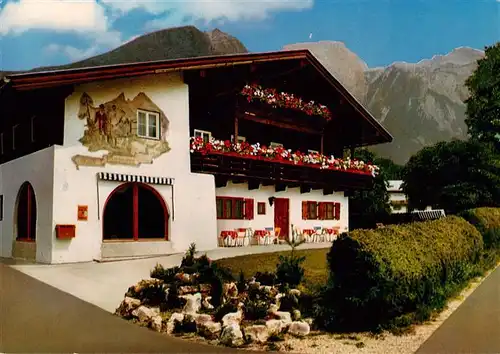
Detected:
left=215, top=176, right=228, bottom=188
left=248, top=180, right=260, bottom=190
left=323, top=187, right=334, bottom=195
left=240, top=111, right=322, bottom=135
left=190, top=152, right=374, bottom=191
left=275, top=184, right=287, bottom=193
left=300, top=185, right=311, bottom=194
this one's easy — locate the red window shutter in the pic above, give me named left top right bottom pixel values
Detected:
left=334, top=202, right=341, bottom=220
left=244, top=198, right=254, bottom=220
left=318, top=202, right=325, bottom=220
left=302, top=201, right=308, bottom=220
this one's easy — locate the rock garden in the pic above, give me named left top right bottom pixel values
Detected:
left=116, top=241, right=314, bottom=350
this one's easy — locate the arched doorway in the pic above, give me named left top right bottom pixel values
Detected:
left=103, top=182, right=168, bottom=240
left=16, top=182, right=37, bottom=241
left=12, top=181, right=37, bottom=261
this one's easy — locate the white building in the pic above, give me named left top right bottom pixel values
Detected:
left=0, top=50, right=392, bottom=264
left=387, top=180, right=409, bottom=214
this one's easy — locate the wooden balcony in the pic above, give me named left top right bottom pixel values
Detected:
left=190, top=151, right=375, bottom=193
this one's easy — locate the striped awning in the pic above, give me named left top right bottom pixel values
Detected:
left=97, top=172, right=174, bottom=185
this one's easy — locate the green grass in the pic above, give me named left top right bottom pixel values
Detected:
left=214, top=248, right=330, bottom=288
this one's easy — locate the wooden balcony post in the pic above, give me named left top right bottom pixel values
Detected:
left=234, top=115, right=239, bottom=143
left=320, top=133, right=324, bottom=155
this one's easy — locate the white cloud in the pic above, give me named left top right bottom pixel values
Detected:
left=102, top=0, right=314, bottom=29
left=0, top=0, right=109, bottom=35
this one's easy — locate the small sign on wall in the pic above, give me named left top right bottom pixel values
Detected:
left=78, top=205, right=88, bottom=221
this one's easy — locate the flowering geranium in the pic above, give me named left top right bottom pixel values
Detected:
left=240, top=84, right=332, bottom=121
left=190, top=136, right=379, bottom=176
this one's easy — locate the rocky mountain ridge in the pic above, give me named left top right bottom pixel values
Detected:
left=284, top=42, right=484, bottom=164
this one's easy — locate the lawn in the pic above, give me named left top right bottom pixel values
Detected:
left=214, top=248, right=330, bottom=288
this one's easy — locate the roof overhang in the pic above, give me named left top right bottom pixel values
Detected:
left=3, top=50, right=393, bottom=145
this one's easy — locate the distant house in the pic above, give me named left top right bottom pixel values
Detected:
left=387, top=180, right=408, bottom=214
left=0, top=50, right=392, bottom=264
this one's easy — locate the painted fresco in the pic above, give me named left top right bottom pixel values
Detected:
left=72, top=92, right=170, bottom=169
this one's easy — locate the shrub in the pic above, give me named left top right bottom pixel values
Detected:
left=254, top=271, right=277, bottom=286
left=275, top=239, right=306, bottom=288
left=150, top=264, right=180, bottom=283
left=317, top=216, right=484, bottom=332
left=244, top=300, right=269, bottom=321
left=213, top=301, right=239, bottom=322
left=460, top=207, right=500, bottom=251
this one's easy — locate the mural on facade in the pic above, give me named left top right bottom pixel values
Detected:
left=72, top=92, right=170, bottom=169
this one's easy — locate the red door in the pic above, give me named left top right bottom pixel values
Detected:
left=274, top=198, right=290, bottom=240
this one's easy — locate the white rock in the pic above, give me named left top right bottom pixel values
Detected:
left=288, top=321, right=310, bottom=337
left=244, top=325, right=269, bottom=343
left=273, top=311, right=292, bottom=323
left=180, top=293, right=202, bottom=314
left=268, top=304, right=280, bottom=314
left=220, top=323, right=244, bottom=347
left=265, top=319, right=288, bottom=335
left=151, top=315, right=163, bottom=332
left=221, top=303, right=244, bottom=327
left=116, top=296, right=141, bottom=316
left=131, top=305, right=156, bottom=323
left=202, top=296, right=214, bottom=310
left=193, top=313, right=212, bottom=326
left=289, top=289, right=301, bottom=297
left=166, top=312, right=185, bottom=334
left=198, top=320, right=222, bottom=339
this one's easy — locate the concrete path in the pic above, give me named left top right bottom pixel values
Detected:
left=9, top=243, right=330, bottom=313
left=0, top=262, right=240, bottom=353
left=416, top=265, right=500, bottom=354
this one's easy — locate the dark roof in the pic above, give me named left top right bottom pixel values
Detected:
left=2, top=49, right=392, bottom=144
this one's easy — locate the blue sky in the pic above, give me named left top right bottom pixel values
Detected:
left=0, top=0, right=498, bottom=71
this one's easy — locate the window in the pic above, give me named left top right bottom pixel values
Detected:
left=137, top=110, right=160, bottom=139
left=194, top=129, right=211, bottom=143
left=303, top=201, right=341, bottom=220
left=302, top=201, right=318, bottom=220
left=257, top=202, right=266, bottom=215
left=270, top=142, right=283, bottom=148
left=231, top=135, right=246, bottom=143
left=12, top=124, right=19, bottom=150
left=216, top=197, right=254, bottom=220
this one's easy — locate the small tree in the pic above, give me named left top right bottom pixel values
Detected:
left=464, top=42, right=500, bottom=151
left=402, top=139, right=500, bottom=214
left=275, top=238, right=306, bottom=289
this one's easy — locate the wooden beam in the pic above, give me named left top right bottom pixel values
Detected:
left=241, top=112, right=321, bottom=135
left=275, top=183, right=287, bottom=193
left=248, top=180, right=260, bottom=190
left=215, top=176, right=228, bottom=188
left=300, top=185, right=311, bottom=194
left=262, top=181, right=274, bottom=186
left=323, top=187, right=334, bottom=195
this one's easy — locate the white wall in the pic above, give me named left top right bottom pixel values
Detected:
left=216, top=181, right=349, bottom=236
left=0, top=147, right=55, bottom=263
left=50, top=72, right=216, bottom=263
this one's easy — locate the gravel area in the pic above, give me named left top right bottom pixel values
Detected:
left=243, top=263, right=499, bottom=354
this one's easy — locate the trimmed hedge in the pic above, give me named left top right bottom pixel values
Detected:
left=317, top=216, right=484, bottom=332
left=460, top=207, right=500, bottom=250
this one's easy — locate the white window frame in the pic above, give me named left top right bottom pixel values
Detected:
left=12, top=124, right=19, bottom=150
left=137, top=109, right=160, bottom=140
left=270, top=141, right=283, bottom=148
left=231, top=135, right=246, bottom=143
left=194, top=129, right=212, bottom=142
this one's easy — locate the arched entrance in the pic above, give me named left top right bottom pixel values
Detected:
left=103, top=182, right=169, bottom=240
left=12, top=181, right=37, bottom=260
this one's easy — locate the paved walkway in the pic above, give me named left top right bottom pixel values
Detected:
left=0, top=262, right=240, bottom=353
left=8, top=243, right=330, bottom=313
left=417, top=265, right=500, bottom=354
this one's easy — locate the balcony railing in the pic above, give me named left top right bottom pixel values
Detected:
left=190, top=137, right=378, bottom=190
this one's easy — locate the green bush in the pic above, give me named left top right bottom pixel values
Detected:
left=275, top=239, right=307, bottom=288
left=317, top=216, right=484, bottom=332
left=460, top=207, right=500, bottom=250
